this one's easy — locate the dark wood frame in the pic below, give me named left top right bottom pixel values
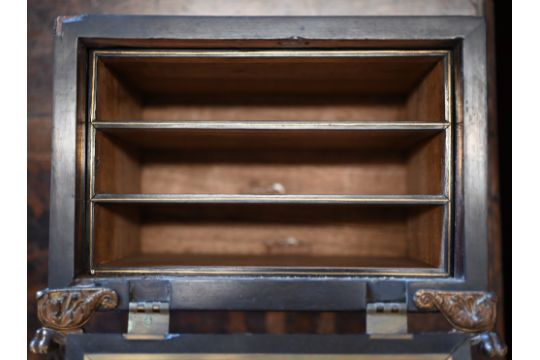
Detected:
left=65, top=333, right=472, bottom=360
left=49, top=16, right=487, bottom=311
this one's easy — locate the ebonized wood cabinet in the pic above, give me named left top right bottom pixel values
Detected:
left=30, top=15, right=504, bottom=359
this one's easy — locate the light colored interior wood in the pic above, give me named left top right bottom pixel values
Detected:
left=407, top=206, right=444, bottom=268
left=94, top=130, right=444, bottom=195
left=95, top=61, right=141, bottom=121
left=93, top=204, right=139, bottom=265
left=103, top=255, right=434, bottom=269
left=94, top=55, right=446, bottom=122
left=405, top=60, right=446, bottom=121
left=406, top=133, right=445, bottom=195
left=93, top=204, right=443, bottom=268
left=94, top=131, right=140, bottom=194
left=140, top=101, right=404, bottom=122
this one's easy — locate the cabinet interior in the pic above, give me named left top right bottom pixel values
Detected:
left=88, top=50, right=451, bottom=274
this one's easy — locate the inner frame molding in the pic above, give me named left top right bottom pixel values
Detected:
left=85, top=48, right=454, bottom=277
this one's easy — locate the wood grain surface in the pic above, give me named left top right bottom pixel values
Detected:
left=92, top=204, right=443, bottom=269
left=27, top=1, right=504, bottom=359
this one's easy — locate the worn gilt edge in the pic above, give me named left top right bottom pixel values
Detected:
left=30, top=287, right=118, bottom=354
left=414, top=290, right=496, bottom=333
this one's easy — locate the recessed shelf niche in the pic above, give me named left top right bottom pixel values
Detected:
left=88, top=49, right=451, bottom=276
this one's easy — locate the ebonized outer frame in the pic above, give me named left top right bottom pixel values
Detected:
left=49, top=16, right=487, bottom=311
left=66, top=333, right=472, bottom=360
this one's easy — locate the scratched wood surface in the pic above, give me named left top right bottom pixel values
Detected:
left=27, top=1, right=504, bottom=359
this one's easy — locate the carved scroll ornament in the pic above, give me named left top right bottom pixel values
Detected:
left=36, top=287, right=118, bottom=331
left=30, top=287, right=118, bottom=355
left=414, top=290, right=506, bottom=357
left=414, top=290, right=496, bottom=332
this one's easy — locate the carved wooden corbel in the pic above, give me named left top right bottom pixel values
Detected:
left=29, top=287, right=118, bottom=355
left=414, top=290, right=507, bottom=357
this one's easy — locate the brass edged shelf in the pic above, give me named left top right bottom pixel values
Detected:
left=91, top=193, right=449, bottom=205
left=92, top=121, right=449, bottom=131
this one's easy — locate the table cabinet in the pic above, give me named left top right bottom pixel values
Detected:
left=30, top=15, right=504, bottom=359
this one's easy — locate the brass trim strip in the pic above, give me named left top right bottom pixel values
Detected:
left=93, top=121, right=449, bottom=131
left=85, top=354, right=450, bottom=360
left=92, top=267, right=449, bottom=277
left=444, top=51, right=454, bottom=276
left=87, top=51, right=99, bottom=273
left=91, top=194, right=449, bottom=205
left=84, top=353, right=452, bottom=360
left=93, top=49, right=451, bottom=58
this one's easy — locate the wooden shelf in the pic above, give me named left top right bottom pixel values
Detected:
left=93, top=121, right=449, bottom=131
left=92, top=194, right=449, bottom=205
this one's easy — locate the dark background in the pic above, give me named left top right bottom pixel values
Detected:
left=493, top=0, right=511, bottom=356
left=28, top=1, right=510, bottom=359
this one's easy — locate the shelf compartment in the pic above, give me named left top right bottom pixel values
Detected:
left=92, top=203, right=445, bottom=271
left=93, top=128, right=446, bottom=196
left=92, top=50, right=448, bottom=123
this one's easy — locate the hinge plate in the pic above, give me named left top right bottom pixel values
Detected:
left=366, top=302, right=408, bottom=337
left=125, top=301, right=170, bottom=340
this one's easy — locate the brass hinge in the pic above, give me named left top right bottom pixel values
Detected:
left=124, top=301, right=170, bottom=340
left=366, top=302, right=410, bottom=339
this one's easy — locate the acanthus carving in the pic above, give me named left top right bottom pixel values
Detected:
left=30, top=287, right=118, bottom=355
left=36, top=287, right=118, bottom=331
left=414, top=290, right=506, bottom=357
left=414, top=290, right=496, bottom=332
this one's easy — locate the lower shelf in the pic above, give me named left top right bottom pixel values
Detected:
left=92, top=203, right=446, bottom=272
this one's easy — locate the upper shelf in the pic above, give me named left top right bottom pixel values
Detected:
left=93, top=121, right=449, bottom=131
left=91, top=50, right=449, bottom=123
